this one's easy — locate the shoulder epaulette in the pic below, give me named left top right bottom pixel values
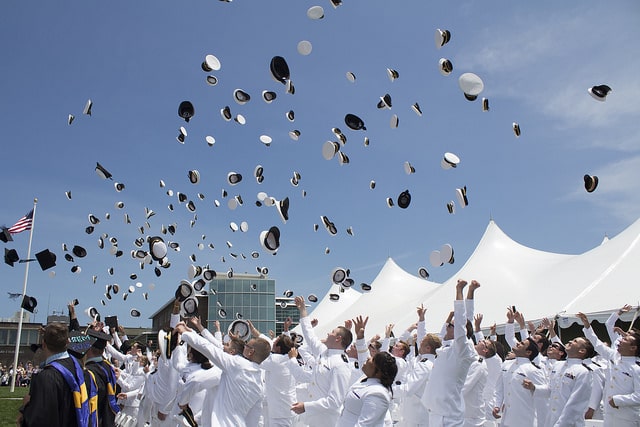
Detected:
left=354, top=361, right=359, bottom=369
left=341, top=353, right=348, bottom=363
left=582, top=363, right=593, bottom=372
left=636, top=361, right=640, bottom=367
left=531, top=362, right=541, bottom=369
left=591, top=360, right=601, bottom=367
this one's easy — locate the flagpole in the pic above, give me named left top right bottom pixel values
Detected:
left=10, top=198, right=37, bottom=393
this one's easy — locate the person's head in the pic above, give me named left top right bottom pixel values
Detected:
left=563, top=337, right=590, bottom=360
left=419, top=333, right=442, bottom=356
left=42, top=323, right=68, bottom=355
left=513, top=337, right=539, bottom=361
left=617, top=330, right=640, bottom=357
left=187, top=345, right=212, bottom=369
left=391, top=340, right=411, bottom=359
left=120, top=340, right=136, bottom=355
left=368, top=340, right=382, bottom=357
left=325, top=326, right=353, bottom=350
left=444, top=321, right=455, bottom=340
left=272, top=334, right=295, bottom=355
left=363, top=351, right=398, bottom=392
left=493, top=341, right=507, bottom=361
left=243, top=337, right=271, bottom=363
left=531, top=333, right=550, bottom=355
left=224, top=337, right=245, bottom=355
left=546, top=342, right=567, bottom=361
left=475, top=339, right=497, bottom=359
left=138, top=355, right=150, bottom=372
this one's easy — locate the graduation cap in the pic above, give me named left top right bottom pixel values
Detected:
left=307, top=5, right=324, bottom=19
left=105, top=315, right=119, bottom=330
left=0, top=227, right=13, bottom=243
left=178, top=101, right=195, bottom=123
left=83, top=99, right=93, bottom=116
left=584, top=174, right=599, bottom=193
left=35, top=249, right=56, bottom=271
left=4, top=248, right=19, bottom=267
left=67, top=331, right=96, bottom=358
left=344, top=113, right=366, bottom=131
left=588, top=85, right=612, bottom=101
left=458, top=73, right=484, bottom=101
left=87, top=329, right=111, bottom=351
left=72, top=245, right=87, bottom=258
left=21, top=295, right=37, bottom=313
left=397, top=190, right=412, bottom=209
left=270, top=56, right=290, bottom=84
left=259, top=226, right=280, bottom=254
left=201, top=54, right=221, bottom=72
left=95, top=162, right=113, bottom=180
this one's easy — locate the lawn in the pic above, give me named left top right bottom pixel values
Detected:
left=0, top=386, right=28, bottom=427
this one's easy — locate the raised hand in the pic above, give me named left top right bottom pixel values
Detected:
left=416, top=304, right=427, bottom=321
left=385, top=323, right=395, bottom=338
left=576, top=312, right=590, bottom=328
left=474, top=313, right=483, bottom=331
left=352, top=315, right=369, bottom=340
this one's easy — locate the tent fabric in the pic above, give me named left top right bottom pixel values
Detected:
left=307, top=218, right=640, bottom=340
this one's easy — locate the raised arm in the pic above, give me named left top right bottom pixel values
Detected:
left=605, top=304, right=631, bottom=346
left=416, top=304, right=428, bottom=344
left=353, top=315, right=369, bottom=367
left=504, top=307, right=517, bottom=350
left=295, top=296, right=326, bottom=356
left=577, top=312, right=616, bottom=360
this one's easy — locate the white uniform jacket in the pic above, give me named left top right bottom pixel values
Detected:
left=336, top=377, right=392, bottom=427
left=493, top=357, right=546, bottom=427
left=181, top=330, right=264, bottom=427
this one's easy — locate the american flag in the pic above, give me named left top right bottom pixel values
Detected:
left=8, top=210, right=33, bottom=234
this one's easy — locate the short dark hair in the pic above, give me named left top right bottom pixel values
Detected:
left=395, top=340, right=411, bottom=358
left=188, top=345, right=212, bottom=369
left=228, top=337, right=245, bottom=355
left=525, top=337, right=540, bottom=361
left=484, top=340, right=497, bottom=358
left=533, top=333, right=550, bottom=354
left=335, top=326, right=353, bottom=350
left=43, top=323, right=68, bottom=354
left=273, top=335, right=294, bottom=355
left=251, top=338, right=272, bottom=364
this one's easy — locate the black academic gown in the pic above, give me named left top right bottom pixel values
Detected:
left=85, top=359, right=117, bottom=427
left=22, top=356, right=79, bottom=427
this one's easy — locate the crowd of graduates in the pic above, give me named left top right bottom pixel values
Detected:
left=14, top=280, right=640, bottom=426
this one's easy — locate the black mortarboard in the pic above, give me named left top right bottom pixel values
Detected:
left=35, top=249, right=56, bottom=271
left=105, top=316, right=119, bottom=330
left=4, top=248, right=19, bottom=266
left=68, top=331, right=96, bottom=358
left=0, top=227, right=13, bottom=243
left=21, top=295, right=37, bottom=313
left=87, top=329, right=111, bottom=351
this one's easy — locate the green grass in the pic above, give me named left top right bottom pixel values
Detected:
left=0, top=386, right=29, bottom=427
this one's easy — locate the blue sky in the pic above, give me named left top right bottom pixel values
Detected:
left=1, top=1, right=639, bottom=327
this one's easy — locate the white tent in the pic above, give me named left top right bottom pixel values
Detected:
left=307, top=218, right=640, bottom=339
